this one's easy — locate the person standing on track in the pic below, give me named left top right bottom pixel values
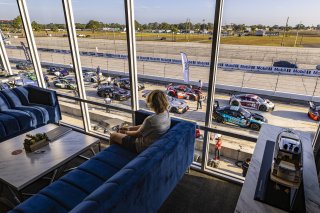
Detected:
left=214, top=134, right=222, bottom=160
left=196, top=93, right=202, bottom=110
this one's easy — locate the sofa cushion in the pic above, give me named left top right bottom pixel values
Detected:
left=13, top=86, right=57, bottom=123
left=0, top=110, right=34, bottom=131
left=13, top=86, right=30, bottom=105
left=60, top=169, right=104, bottom=194
left=1, top=89, right=23, bottom=107
left=39, top=180, right=88, bottom=211
left=13, top=106, right=48, bottom=127
left=0, top=113, right=21, bottom=137
left=10, top=194, right=67, bottom=213
left=0, top=93, right=10, bottom=110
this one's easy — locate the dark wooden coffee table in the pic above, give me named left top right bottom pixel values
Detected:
left=0, top=124, right=100, bottom=205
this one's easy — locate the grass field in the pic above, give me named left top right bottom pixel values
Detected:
left=8, top=30, right=320, bottom=48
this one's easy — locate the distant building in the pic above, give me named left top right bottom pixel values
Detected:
left=0, top=20, right=13, bottom=25
left=256, top=30, right=266, bottom=36
left=265, top=31, right=280, bottom=36
left=102, top=27, right=121, bottom=32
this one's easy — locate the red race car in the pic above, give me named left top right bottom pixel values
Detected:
left=308, top=101, right=320, bottom=121
left=166, top=84, right=202, bottom=101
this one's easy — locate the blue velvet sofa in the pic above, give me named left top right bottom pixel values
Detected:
left=0, top=85, right=61, bottom=142
left=9, top=110, right=196, bottom=213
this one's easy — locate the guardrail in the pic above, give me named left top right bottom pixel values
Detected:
left=7, top=45, right=320, bottom=77
left=9, top=57, right=320, bottom=103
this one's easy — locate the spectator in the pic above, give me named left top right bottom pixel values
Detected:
left=44, top=75, right=50, bottom=87
left=196, top=93, right=202, bottom=110
left=73, top=89, right=79, bottom=104
left=104, top=96, right=112, bottom=113
left=198, top=80, right=203, bottom=90
left=110, top=90, right=171, bottom=153
left=214, top=134, right=222, bottom=160
left=106, top=76, right=112, bottom=85
left=241, top=158, right=251, bottom=177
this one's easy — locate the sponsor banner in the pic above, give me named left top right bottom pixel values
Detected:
left=8, top=45, right=320, bottom=77
left=181, top=52, right=189, bottom=83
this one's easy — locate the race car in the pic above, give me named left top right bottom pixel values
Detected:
left=212, top=101, right=267, bottom=131
left=167, top=95, right=189, bottom=114
left=53, top=78, right=77, bottom=90
left=273, top=60, right=298, bottom=68
left=166, top=84, right=201, bottom=101
left=24, top=72, right=37, bottom=81
left=229, top=94, right=275, bottom=111
left=83, top=72, right=106, bottom=83
left=47, top=67, right=69, bottom=77
left=308, top=101, right=320, bottom=121
left=97, top=85, right=130, bottom=101
left=270, top=129, right=302, bottom=188
left=142, top=91, right=189, bottom=114
left=16, top=62, right=33, bottom=70
left=114, top=78, right=145, bottom=91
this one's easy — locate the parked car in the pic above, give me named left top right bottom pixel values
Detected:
left=229, top=94, right=275, bottom=111
left=97, top=85, right=130, bottom=101
left=166, top=84, right=201, bottom=101
left=212, top=101, right=267, bottom=131
left=83, top=72, right=105, bottom=83
left=53, top=78, right=77, bottom=90
left=16, top=62, right=33, bottom=70
left=316, top=65, right=320, bottom=70
left=273, top=61, right=298, bottom=68
left=308, top=101, right=320, bottom=121
left=270, top=129, right=302, bottom=188
left=114, top=78, right=145, bottom=91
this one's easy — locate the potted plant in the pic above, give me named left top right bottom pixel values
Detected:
left=23, top=133, right=49, bottom=153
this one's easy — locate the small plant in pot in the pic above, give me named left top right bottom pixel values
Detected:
left=24, top=133, right=49, bottom=153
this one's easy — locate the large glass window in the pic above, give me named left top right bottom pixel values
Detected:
left=134, top=0, right=215, bottom=173
left=72, top=0, right=131, bottom=134
left=26, top=0, right=83, bottom=129
left=0, top=1, right=38, bottom=88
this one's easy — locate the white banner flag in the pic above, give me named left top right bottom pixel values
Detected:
left=181, top=52, right=189, bottom=83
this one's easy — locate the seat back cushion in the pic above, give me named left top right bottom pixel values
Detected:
left=0, top=93, right=10, bottom=111
left=13, top=87, right=30, bottom=105
left=1, top=90, right=22, bottom=107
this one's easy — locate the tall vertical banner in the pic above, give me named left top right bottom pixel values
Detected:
left=181, top=52, right=189, bottom=83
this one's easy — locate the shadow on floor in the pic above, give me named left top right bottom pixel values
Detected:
left=159, top=170, right=241, bottom=213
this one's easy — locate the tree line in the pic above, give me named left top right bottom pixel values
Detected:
left=0, top=16, right=316, bottom=34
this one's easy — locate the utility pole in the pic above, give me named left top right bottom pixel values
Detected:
left=202, top=19, right=205, bottom=36
left=294, top=21, right=301, bottom=47
left=281, top=17, right=289, bottom=46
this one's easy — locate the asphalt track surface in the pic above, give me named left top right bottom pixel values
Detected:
left=4, top=37, right=319, bottom=138
left=6, top=37, right=320, bottom=97
left=38, top=72, right=318, bottom=138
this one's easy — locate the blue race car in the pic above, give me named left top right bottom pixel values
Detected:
left=212, top=101, right=267, bottom=131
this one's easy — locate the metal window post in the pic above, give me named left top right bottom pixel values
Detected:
left=124, top=0, right=139, bottom=123
left=0, top=36, right=12, bottom=75
left=201, top=0, right=224, bottom=170
left=62, top=0, right=91, bottom=132
left=16, top=0, right=46, bottom=88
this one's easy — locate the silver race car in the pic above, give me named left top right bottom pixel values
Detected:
left=229, top=94, right=275, bottom=112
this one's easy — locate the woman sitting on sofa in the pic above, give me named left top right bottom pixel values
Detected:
left=110, top=90, right=171, bottom=153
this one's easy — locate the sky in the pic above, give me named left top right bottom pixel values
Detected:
left=0, top=0, right=319, bottom=26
